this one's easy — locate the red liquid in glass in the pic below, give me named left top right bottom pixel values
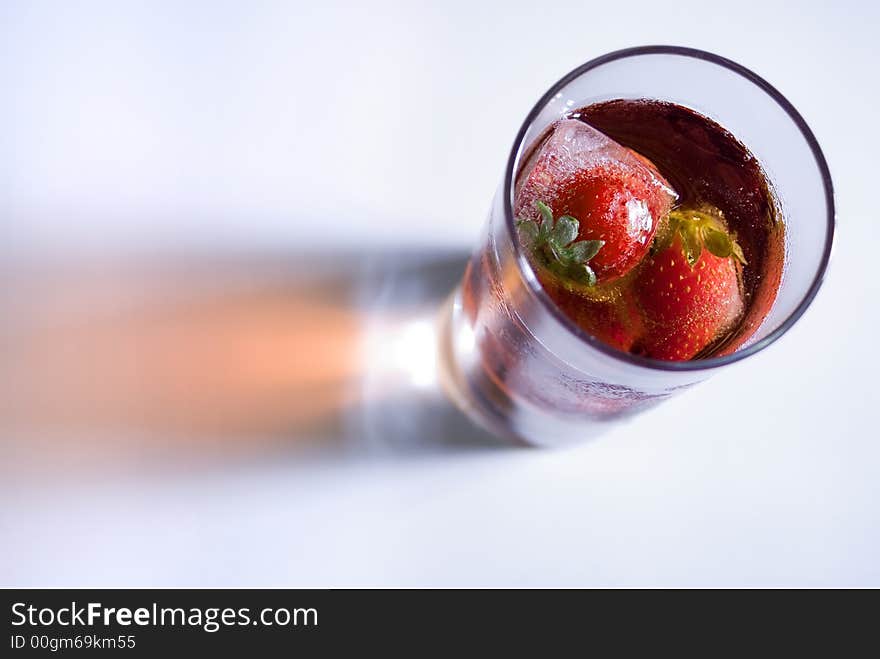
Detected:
left=517, top=99, right=784, bottom=359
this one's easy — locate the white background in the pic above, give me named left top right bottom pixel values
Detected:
left=2, top=0, right=879, bottom=586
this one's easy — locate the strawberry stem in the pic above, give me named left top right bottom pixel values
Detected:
left=516, top=201, right=604, bottom=286
left=657, top=208, right=746, bottom=267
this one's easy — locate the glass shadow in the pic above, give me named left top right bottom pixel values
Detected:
left=0, top=247, right=509, bottom=482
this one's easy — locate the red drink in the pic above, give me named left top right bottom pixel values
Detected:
left=443, top=48, right=833, bottom=446
left=511, top=100, right=784, bottom=361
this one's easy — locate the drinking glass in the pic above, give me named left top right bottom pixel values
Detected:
left=438, top=46, right=835, bottom=447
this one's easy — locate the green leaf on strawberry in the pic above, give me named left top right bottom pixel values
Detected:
left=517, top=201, right=605, bottom=287
left=657, top=208, right=747, bottom=267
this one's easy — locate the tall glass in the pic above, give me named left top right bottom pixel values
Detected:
left=438, top=46, right=835, bottom=447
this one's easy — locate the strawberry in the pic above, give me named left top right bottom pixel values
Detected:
left=553, top=292, right=645, bottom=353
left=517, top=201, right=605, bottom=286
left=515, top=120, right=677, bottom=284
left=634, top=208, right=746, bottom=361
left=517, top=202, right=644, bottom=352
left=553, top=164, right=674, bottom=282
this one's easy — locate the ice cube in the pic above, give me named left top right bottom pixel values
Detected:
left=516, top=119, right=676, bottom=219
left=514, top=119, right=677, bottom=282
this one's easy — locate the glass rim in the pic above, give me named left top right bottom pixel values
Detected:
left=503, top=45, right=836, bottom=373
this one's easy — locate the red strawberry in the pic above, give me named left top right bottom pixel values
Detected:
left=517, top=202, right=644, bottom=353
left=515, top=119, right=677, bottom=283
left=634, top=209, right=746, bottom=361
left=544, top=275, right=645, bottom=353
left=554, top=165, right=672, bottom=282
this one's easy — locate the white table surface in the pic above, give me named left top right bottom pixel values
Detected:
left=2, top=0, right=878, bottom=586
